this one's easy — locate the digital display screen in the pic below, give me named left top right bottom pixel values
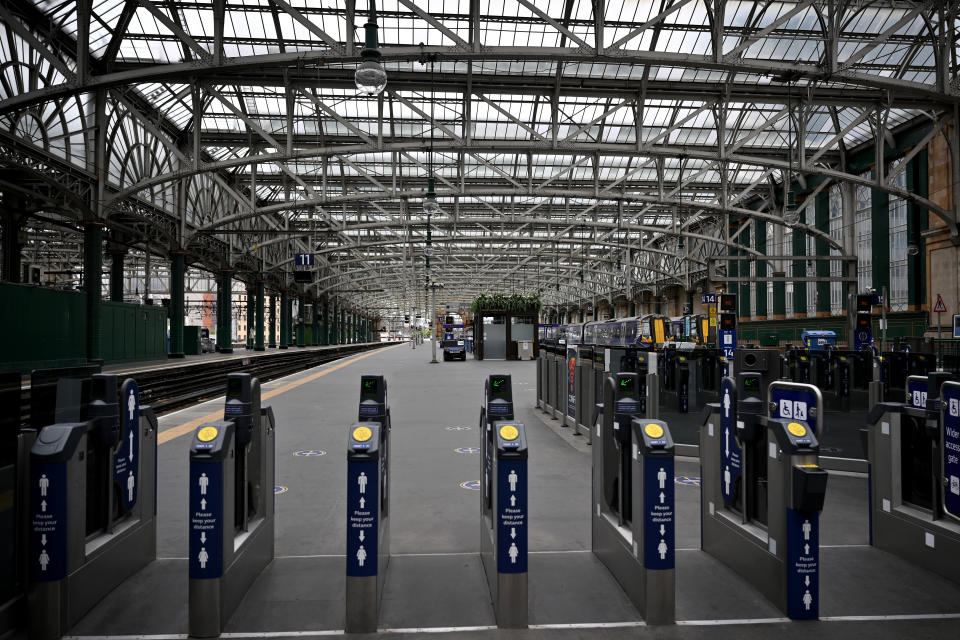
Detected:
left=856, top=316, right=871, bottom=331
left=720, top=294, right=737, bottom=311
left=619, top=378, right=632, bottom=389
left=489, top=404, right=509, bottom=414
left=719, top=313, right=736, bottom=330
left=227, top=377, right=243, bottom=398
left=361, top=378, right=378, bottom=398
left=856, top=295, right=872, bottom=312
left=491, top=376, right=508, bottom=397
left=743, top=376, right=760, bottom=396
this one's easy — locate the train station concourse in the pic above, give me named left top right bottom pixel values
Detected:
left=2, top=1, right=960, bottom=639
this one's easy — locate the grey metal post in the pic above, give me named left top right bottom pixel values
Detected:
left=881, top=285, right=888, bottom=352
left=647, top=352, right=660, bottom=419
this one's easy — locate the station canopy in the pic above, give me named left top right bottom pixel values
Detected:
left=1, top=1, right=957, bottom=314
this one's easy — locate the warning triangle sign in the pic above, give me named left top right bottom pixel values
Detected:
left=934, top=294, right=947, bottom=313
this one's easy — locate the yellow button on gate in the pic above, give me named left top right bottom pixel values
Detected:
left=197, top=426, right=219, bottom=442
left=644, top=423, right=664, bottom=439
left=353, top=426, right=373, bottom=442
left=499, top=425, right=519, bottom=441
left=787, top=422, right=807, bottom=437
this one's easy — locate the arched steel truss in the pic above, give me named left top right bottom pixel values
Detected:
left=1, top=0, right=958, bottom=316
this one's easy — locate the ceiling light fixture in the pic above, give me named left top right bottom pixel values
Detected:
left=355, top=2, right=387, bottom=96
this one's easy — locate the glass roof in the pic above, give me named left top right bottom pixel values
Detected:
left=1, top=0, right=957, bottom=311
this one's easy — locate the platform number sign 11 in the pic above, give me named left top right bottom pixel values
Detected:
left=295, top=253, right=315, bottom=267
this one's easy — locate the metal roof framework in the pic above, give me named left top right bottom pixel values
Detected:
left=0, top=0, right=958, bottom=315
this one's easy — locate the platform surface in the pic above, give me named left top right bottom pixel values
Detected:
left=55, top=344, right=960, bottom=639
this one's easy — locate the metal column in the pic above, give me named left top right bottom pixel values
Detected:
left=217, top=270, right=233, bottom=353
left=169, top=251, right=186, bottom=358
left=84, top=222, right=103, bottom=363
left=279, top=290, right=289, bottom=349
left=268, top=294, right=277, bottom=348
left=254, top=280, right=265, bottom=351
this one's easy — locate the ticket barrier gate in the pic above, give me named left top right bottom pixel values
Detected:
left=591, top=372, right=676, bottom=624
left=188, top=373, right=275, bottom=638
left=663, top=353, right=696, bottom=413
left=544, top=343, right=559, bottom=417
left=479, top=374, right=528, bottom=628
left=575, top=345, right=595, bottom=436
left=27, top=374, right=157, bottom=640
left=690, top=348, right=722, bottom=405
left=554, top=342, right=570, bottom=421
left=701, top=375, right=829, bottom=619
left=881, top=352, right=934, bottom=402
left=586, top=353, right=658, bottom=444
left=865, top=372, right=960, bottom=584
left=345, top=375, right=391, bottom=633
left=536, top=345, right=546, bottom=409
left=562, top=345, right=578, bottom=428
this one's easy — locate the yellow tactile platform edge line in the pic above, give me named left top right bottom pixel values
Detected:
left=157, top=344, right=400, bottom=445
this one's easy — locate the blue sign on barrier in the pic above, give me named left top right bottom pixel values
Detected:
left=943, top=384, right=960, bottom=518
left=643, top=456, right=674, bottom=570
left=347, top=460, right=378, bottom=577
left=189, top=460, right=223, bottom=579
left=31, top=462, right=66, bottom=581
left=114, top=380, right=140, bottom=511
left=907, top=378, right=928, bottom=409
left=786, top=509, right=819, bottom=620
left=772, top=386, right=819, bottom=435
left=497, top=459, right=527, bottom=573
left=719, top=379, right=741, bottom=505
left=720, top=329, right=736, bottom=359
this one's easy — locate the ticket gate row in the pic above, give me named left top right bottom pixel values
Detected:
left=865, top=372, right=960, bottom=585
left=701, top=375, right=829, bottom=619
left=782, top=348, right=871, bottom=411
left=26, top=374, right=158, bottom=640
left=540, top=344, right=659, bottom=443
left=879, top=351, right=936, bottom=403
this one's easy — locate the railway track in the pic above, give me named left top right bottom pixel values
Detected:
left=20, top=343, right=391, bottom=426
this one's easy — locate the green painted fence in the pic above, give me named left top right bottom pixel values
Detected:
left=737, top=312, right=929, bottom=346
left=0, top=283, right=167, bottom=373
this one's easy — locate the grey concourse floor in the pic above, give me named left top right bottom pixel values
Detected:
left=59, top=344, right=960, bottom=639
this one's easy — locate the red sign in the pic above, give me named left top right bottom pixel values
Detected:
left=934, top=294, right=947, bottom=313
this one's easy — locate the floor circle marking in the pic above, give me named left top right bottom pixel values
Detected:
left=446, top=426, right=472, bottom=431
left=675, top=476, right=701, bottom=487
left=293, top=450, right=327, bottom=457
left=274, top=485, right=289, bottom=494
left=459, top=480, right=481, bottom=491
